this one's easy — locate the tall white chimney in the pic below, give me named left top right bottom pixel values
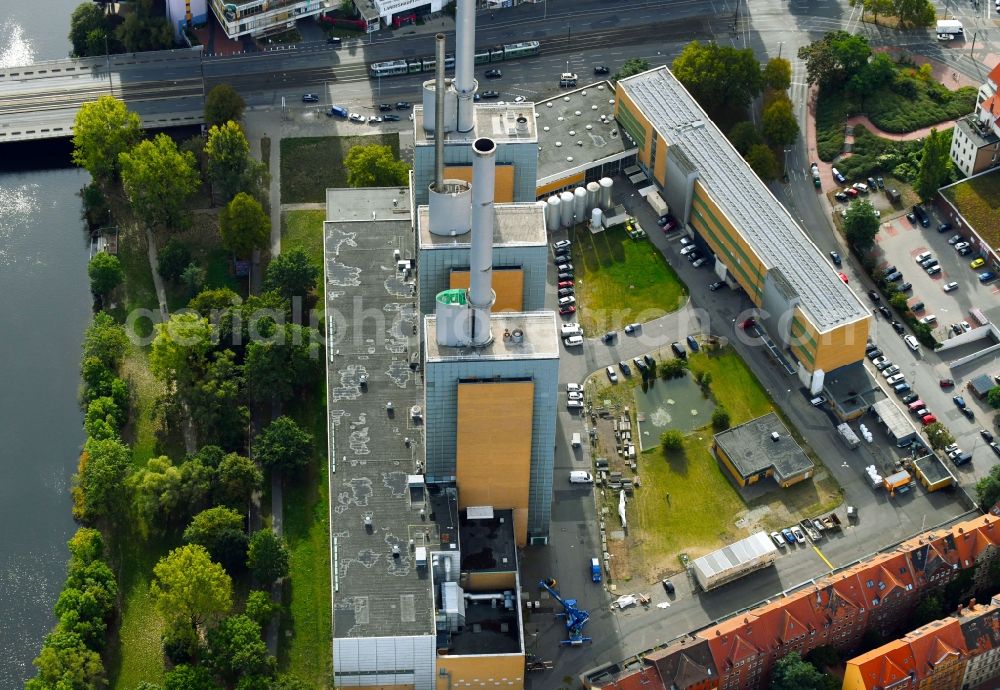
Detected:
left=453, top=0, right=477, bottom=132
left=468, top=137, right=496, bottom=346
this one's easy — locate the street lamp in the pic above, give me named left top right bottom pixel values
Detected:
left=783, top=148, right=792, bottom=182
left=777, top=41, right=783, bottom=59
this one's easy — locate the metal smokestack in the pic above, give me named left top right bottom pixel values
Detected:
left=454, top=0, right=477, bottom=132
left=468, top=137, right=496, bottom=346
left=434, top=34, right=447, bottom=188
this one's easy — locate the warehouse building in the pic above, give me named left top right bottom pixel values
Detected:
left=870, top=398, right=917, bottom=447
left=712, top=413, right=814, bottom=489
left=690, top=531, right=778, bottom=591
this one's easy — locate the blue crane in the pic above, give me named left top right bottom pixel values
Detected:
left=538, top=578, right=592, bottom=646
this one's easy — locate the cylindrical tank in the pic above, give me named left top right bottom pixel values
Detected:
left=546, top=195, right=560, bottom=231
left=427, top=180, right=472, bottom=236
left=559, top=190, right=574, bottom=228
left=590, top=207, right=603, bottom=231
left=586, top=181, right=600, bottom=210
left=573, top=187, right=587, bottom=221
left=599, top=177, right=613, bottom=210
left=422, top=80, right=457, bottom=134
left=434, top=289, right=471, bottom=347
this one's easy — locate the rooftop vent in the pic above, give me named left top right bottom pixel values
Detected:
left=566, top=156, right=574, bottom=161
left=510, top=328, right=524, bottom=343
left=568, top=130, right=576, bottom=136
left=771, top=432, right=780, bottom=442
left=563, top=96, right=571, bottom=102
left=585, top=124, right=592, bottom=130
left=592, top=105, right=598, bottom=110
left=575, top=110, right=582, bottom=116
left=542, top=126, right=550, bottom=132
left=555, top=141, right=562, bottom=147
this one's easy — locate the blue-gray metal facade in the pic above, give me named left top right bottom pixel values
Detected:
left=413, top=141, right=539, bottom=204
left=417, top=244, right=548, bottom=314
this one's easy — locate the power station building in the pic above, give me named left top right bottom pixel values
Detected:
left=323, top=0, right=558, bottom=684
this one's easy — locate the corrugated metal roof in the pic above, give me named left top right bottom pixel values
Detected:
left=692, top=532, right=778, bottom=581
left=618, top=67, right=870, bottom=332
left=872, top=398, right=915, bottom=440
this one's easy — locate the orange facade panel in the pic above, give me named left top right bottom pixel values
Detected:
left=436, top=653, right=525, bottom=690
left=450, top=268, right=524, bottom=312
left=536, top=171, right=585, bottom=198
left=444, top=165, right=515, bottom=202
left=456, top=381, right=534, bottom=545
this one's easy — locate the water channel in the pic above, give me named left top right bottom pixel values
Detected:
left=0, top=1, right=93, bottom=683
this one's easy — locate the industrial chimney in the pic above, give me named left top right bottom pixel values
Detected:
left=453, top=0, right=477, bottom=132
left=468, top=137, right=496, bottom=346
left=427, top=33, right=472, bottom=237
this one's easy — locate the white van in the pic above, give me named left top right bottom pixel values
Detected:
left=571, top=433, right=581, bottom=447
left=569, top=471, right=593, bottom=483
left=561, top=323, right=583, bottom=337
left=904, top=334, right=920, bottom=352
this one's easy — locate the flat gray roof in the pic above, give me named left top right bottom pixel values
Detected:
left=692, top=531, right=777, bottom=581
left=713, top=412, right=814, bottom=483
left=872, top=398, right=915, bottom=441
left=424, top=312, right=559, bottom=363
left=914, top=454, right=955, bottom=486
left=325, top=186, right=411, bottom=222
left=323, top=195, right=433, bottom=639
left=417, top=202, right=547, bottom=248
left=618, top=67, right=870, bottom=333
left=534, top=82, right=634, bottom=184
left=414, top=103, right=537, bottom=145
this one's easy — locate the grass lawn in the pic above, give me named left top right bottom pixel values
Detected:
left=162, top=209, right=243, bottom=311
left=280, top=134, right=400, bottom=204
left=610, top=346, right=839, bottom=579
left=282, top=210, right=326, bottom=268
left=941, top=173, right=1000, bottom=249
left=277, top=382, right=332, bottom=687
left=569, top=225, right=687, bottom=335
left=111, top=223, right=159, bottom=335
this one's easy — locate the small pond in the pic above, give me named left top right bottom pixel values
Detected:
left=633, top=373, right=716, bottom=451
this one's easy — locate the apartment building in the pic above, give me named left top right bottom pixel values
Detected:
left=949, top=63, right=1000, bottom=178
left=583, top=514, right=1000, bottom=690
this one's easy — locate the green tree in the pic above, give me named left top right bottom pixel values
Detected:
left=660, top=430, right=684, bottom=452
left=894, top=0, right=936, bottom=28
left=917, top=128, right=951, bottom=202
left=220, top=192, right=270, bottom=258
left=83, top=311, right=129, bottom=368
left=188, top=349, right=249, bottom=449
left=712, top=407, right=731, bottom=431
left=762, top=57, right=792, bottom=91
left=911, top=593, right=943, bottom=627
left=207, top=615, right=274, bottom=683
left=255, top=416, right=312, bottom=473
left=84, top=396, right=124, bottom=441
left=72, top=436, right=131, bottom=523
left=87, top=252, right=123, bottom=302
left=68, top=527, right=105, bottom=566
left=975, top=465, right=1000, bottom=510
left=216, top=452, right=263, bottom=508
left=205, top=121, right=266, bottom=203
left=848, top=52, right=895, bottom=106
left=181, top=263, right=207, bottom=296
left=151, top=544, right=233, bottom=635
left=158, top=238, right=192, bottom=282
left=184, top=506, right=248, bottom=572
left=150, top=311, right=215, bottom=389
left=128, top=455, right=215, bottom=533
left=797, top=31, right=871, bottom=88
left=264, top=248, right=320, bottom=302
left=925, top=422, right=954, bottom=451
left=849, top=0, right=894, bottom=23
left=205, top=84, right=247, bottom=128
left=746, top=144, right=779, bottom=180
left=119, top=133, right=201, bottom=231
left=344, top=144, right=410, bottom=187
left=672, top=41, right=763, bottom=119
left=612, top=57, right=651, bottom=82
left=247, top=530, right=290, bottom=584
left=25, top=630, right=105, bottom=690
left=245, top=324, right=320, bottom=404
left=843, top=199, right=880, bottom=250
left=771, top=652, right=827, bottom=690
left=69, top=3, right=110, bottom=57
left=245, top=590, right=276, bottom=628
left=988, top=387, right=1000, bottom=409
left=164, top=663, right=216, bottom=690
left=72, top=95, right=142, bottom=184
left=728, top=121, right=763, bottom=155
left=889, top=292, right=909, bottom=312
left=762, top=97, right=799, bottom=146
left=115, top=0, right=173, bottom=52
left=658, top=358, right=689, bottom=380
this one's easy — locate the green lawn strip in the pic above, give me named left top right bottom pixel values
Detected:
left=277, top=384, right=332, bottom=687
left=281, top=210, right=326, bottom=267
left=108, top=531, right=175, bottom=690
left=280, top=134, right=401, bottom=204
left=120, top=346, right=167, bottom=469
left=569, top=226, right=687, bottom=335
left=113, top=224, right=159, bottom=334
left=941, top=175, right=1000, bottom=249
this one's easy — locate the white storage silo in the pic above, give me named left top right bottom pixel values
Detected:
left=586, top=181, right=600, bottom=211
left=599, top=177, right=613, bottom=210
left=546, top=195, right=560, bottom=230
left=590, top=207, right=603, bottom=231
left=559, top=190, right=574, bottom=228
left=573, top=187, right=587, bottom=222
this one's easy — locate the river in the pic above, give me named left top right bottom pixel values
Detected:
left=0, top=0, right=94, bottom=685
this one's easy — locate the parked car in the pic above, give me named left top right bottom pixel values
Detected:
left=567, top=399, right=584, bottom=409
left=982, top=429, right=995, bottom=442
left=886, top=373, right=906, bottom=385
left=904, top=335, right=920, bottom=351
left=567, top=391, right=583, bottom=400
left=902, top=393, right=919, bottom=404
left=661, top=579, right=675, bottom=594
left=926, top=265, right=942, bottom=276
left=624, top=323, right=641, bottom=334
left=479, top=90, right=500, bottom=99
left=867, top=349, right=883, bottom=361
left=954, top=395, right=967, bottom=409
left=553, top=239, right=572, bottom=250
left=349, top=112, right=365, bottom=122
left=830, top=251, right=842, bottom=266
left=885, top=270, right=902, bottom=282
left=891, top=320, right=905, bottom=334
left=867, top=289, right=881, bottom=303
left=558, top=280, right=574, bottom=288
left=564, top=335, right=583, bottom=347
left=557, top=288, right=574, bottom=298
left=870, top=356, right=888, bottom=367
left=593, top=65, right=610, bottom=74
left=906, top=212, right=917, bottom=224
left=382, top=114, right=401, bottom=121
left=559, top=305, right=576, bottom=315
left=938, top=222, right=953, bottom=233
left=882, top=365, right=900, bottom=378
left=602, top=331, right=617, bottom=343
left=708, top=281, right=725, bottom=291
left=955, top=242, right=970, bottom=252
left=940, top=378, right=955, bottom=388
left=791, top=526, right=806, bottom=544
left=943, top=281, right=959, bottom=292
left=898, top=281, right=912, bottom=292
left=876, top=176, right=885, bottom=189
left=618, top=361, right=631, bottom=376
left=606, top=366, right=618, bottom=383
left=878, top=305, right=892, bottom=319
left=980, top=271, right=997, bottom=283
left=395, top=101, right=412, bottom=110
left=378, top=103, right=393, bottom=112
left=920, top=314, right=937, bottom=325
left=832, top=167, right=846, bottom=183
left=326, top=36, right=342, bottom=45
left=971, top=258, right=986, bottom=269
left=781, top=528, right=796, bottom=544
left=485, top=68, right=502, bottom=78
left=302, top=93, right=319, bottom=103
left=558, top=295, right=576, bottom=306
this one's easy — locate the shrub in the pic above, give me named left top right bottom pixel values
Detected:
left=712, top=407, right=731, bottom=431
left=661, top=430, right=684, bottom=452
left=659, top=358, right=689, bottom=380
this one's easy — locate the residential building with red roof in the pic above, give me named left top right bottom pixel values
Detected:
left=582, top=515, right=1000, bottom=690
left=949, top=63, right=1000, bottom=177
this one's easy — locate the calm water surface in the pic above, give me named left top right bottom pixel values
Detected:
left=0, top=0, right=94, bottom=684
